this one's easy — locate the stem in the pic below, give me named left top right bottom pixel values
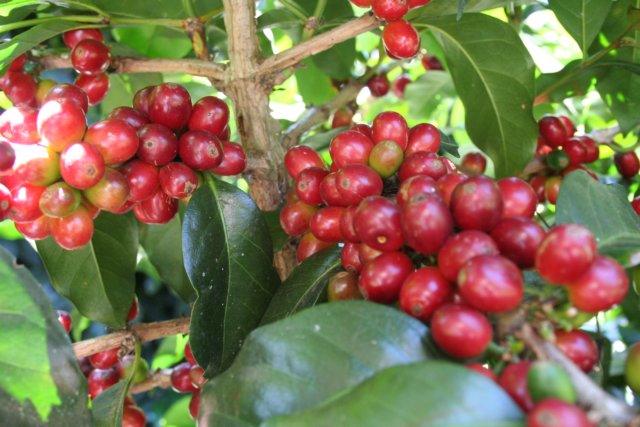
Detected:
left=110, top=17, right=184, bottom=27
left=301, top=0, right=327, bottom=41
left=130, top=370, right=173, bottom=394
left=183, top=0, right=197, bottom=17
left=72, top=318, right=190, bottom=359
left=199, top=8, right=224, bottom=23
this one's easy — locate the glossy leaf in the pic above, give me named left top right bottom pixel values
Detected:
left=198, top=301, right=435, bottom=426
left=112, top=25, right=192, bottom=58
left=263, top=361, right=524, bottom=427
left=548, top=0, right=612, bottom=57
left=405, top=71, right=456, bottom=122
left=88, top=0, right=222, bottom=18
left=414, top=14, right=538, bottom=177
left=415, top=0, right=535, bottom=17
left=0, top=247, right=90, bottom=426
left=301, top=126, right=345, bottom=151
left=556, top=171, right=640, bottom=267
left=295, top=59, right=339, bottom=105
left=183, top=175, right=280, bottom=377
left=261, top=247, right=341, bottom=324
left=139, top=216, right=195, bottom=302
left=36, top=213, right=138, bottom=328
left=439, top=130, right=460, bottom=158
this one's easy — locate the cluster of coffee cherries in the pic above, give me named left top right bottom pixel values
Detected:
left=0, top=79, right=245, bottom=250
left=349, top=0, right=428, bottom=59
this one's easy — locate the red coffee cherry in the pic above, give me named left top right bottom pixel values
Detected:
left=498, top=177, right=537, bottom=219
left=279, top=200, right=318, bottom=237
left=50, top=206, right=94, bottom=250
left=211, top=141, right=246, bottom=176
left=189, top=364, right=206, bottom=388
left=319, top=172, right=347, bottom=206
left=568, top=256, right=629, bottom=313
left=437, top=173, right=467, bottom=205
left=122, top=405, right=146, bottom=427
left=9, top=183, right=46, bottom=222
left=122, top=160, right=160, bottom=202
left=559, top=115, right=576, bottom=137
left=39, top=181, right=82, bottom=218
left=396, top=175, right=442, bottom=208
left=171, top=362, right=198, bottom=393
left=83, top=168, right=129, bottom=212
left=406, top=123, right=441, bottom=154
left=60, top=142, right=105, bottom=190
left=184, top=342, right=196, bottom=365
left=450, top=176, right=503, bottom=231
left=149, top=83, right=192, bottom=130
left=578, top=136, right=599, bottom=163
left=284, top=146, right=325, bottom=179
left=329, top=130, right=375, bottom=168
left=15, top=215, right=51, bottom=240
left=528, top=399, right=594, bottom=427
left=358, top=251, right=414, bottom=304
left=296, top=232, right=335, bottom=262
left=74, top=73, right=110, bottom=105
left=535, top=224, right=597, bottom=285
left=490, top=218, right=545, bottom=269
left=614, top=151, right=640, bottom=178
left=392, top=74, right=411, bottom=98
left=422, top=53, right=444, bottom=70
left=189, top=390, right=200, bottom=419
left=137, top=123, right=178, bottom=166
left=128, top=296, right=139, bottom=321
left=296, top=167, right=329, bottom=205
left=133, top=189, right=178, bottom=224
left=399, top=267, right=453, bottom=321
left=309, top=206, right=346, bottom=242
left=371, top=111, right=409, bottom=149
left=8, top=53, right=27, bottom=72
left=397, top=151, right=447, bottom=182
left=57, top=310, right=72, bottom=333
left=2, top=71, right=37, bottom=107
left=336, top=164, right=383, bottom=205
left=133, top=86, right=155, bottom=116
left=382, top=20, right=421, bottom=59
left=87, top=368, right=119, bottom=399
left=372, top=0, right=409, bottom=21
left=359, top=242, right=383, bottom=264
left=178, top=129, right=223, bottom=170
left=12, top=144, right=61, bottom=186
left=85, top=119, right=139, bottom=165
left=37, top=99, right=87, bottom=152
left=328, top=271, right=362, bottom=301
left=63, top=28, right=104, bottom=49
left=431, top=304, right=492, bottom=359
left=354, top=196, right=403, bottom=251
left=0, top=106, right=39, bottom=145
left=461, top=152, right=487, bottom=175
left=188, top=96, right=229, bottom=136
left=538, top=116, right=569, bottom=148
left=437, top=230, right=499, bottom=283
left=562, top=137, right=587, bottom=166
left=108, top=107, right=149, bottom=131
left=367, top=74, right=390, bottom=97
left=71, top=39, right=111, bottom=75
left=401, top=193, right=453, bottom=255
left=351, top=123, right=373, bottom=139
left=498, top=361, right=534, bottom=412
left=466, top=363, right=498, bottom=382
left=341, top=242, right=363, bottom=273
left=632, top=197, right=640, bottom=216
left=89, top=347, right=120, bottom=370
left=555, top=329, right=599, bottom=373
left=42, top=83, right=90, bottom=114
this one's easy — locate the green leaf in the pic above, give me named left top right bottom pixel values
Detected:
left=183, top=175, right=280, bottom=377
left=556, top=171, right=640, bottom=267
left=439, top=129, right=460, bottom=158
left=36, top=213, right=138, bottom=328
left=311, top=40, right=356, bottom=80
left=414, top=14, right=537, bottom=177
left=0, top=247, right=90, bottom=426
left=139, top=216, right=195, bottom=303
left=295, top=59, right=338, bottom=105
left=87, top=0, right=222, bottom=18
left=301, top=126, right=345, bottom=151
left=405, top=71, right=456, bottom=121
left=199, top=301, right=435, bottom=426
left=535, top=59, right=600, bottom=102
left=112, top=25, right=192, bottom=58
left=261, top=247, right=341, bottom=324
left=547, top=0, right=612, bottom=57
left=413, top=0, right=535, bottom=17
left=262, top=361, right=524, bottom=427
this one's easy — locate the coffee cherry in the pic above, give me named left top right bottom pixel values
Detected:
left=341, top=242, right=363, bottom=273
left=568, top=256, right=629, bottom=313
left=382, top=20, right=420, bottom=58
left=632, top=197, right=640, bottom=216
left=9, top=183, right=46, bottom=222
left=170, top=362, right=198, bottom=393
left=359, top=242, right=383, bottom=264
left=406, top=123, right=441, bottom=154
left=122, top=405, right=146, bottom=427
left=354, top=196, right=403, bottom=251
left=280, top=201, right=318, bottom=237
left=71, top=39, right=111, bottom=75
left=368, top=140, right=404, bottom=178
left=358, top=251, right=413, bottom=303
left=296, top=167, right=329, bottom=205
left=527, top=399, right=594, bottom=427
left=2, top=71, right=37, bottom=107
left=63, top=28, right=104, bottom=49
left=546, top=150, right=570, bottom=172
left=396, top=175, right=441, bottom=207
left=60, top=142, right=105, bottom=190
left=121, top=160, right=160, bottom=202
left=450, top=176, right=503, bottom=231
left=309, top=206, right=346, bottom=242
left=74, top=73, right=109, bottom=105
left=133, top=189, right=178, bottom=224
left=57, top=310, right=72, bottom=333
left=188, top=96, right=229, bottom=136
left=579, top=136, right=599, bottom=163
left=178, top=130, right=223, bottom=170
left=538, top=116, right=569, bottom=148
left=39, top=181, right=82, bottom=218
left=85, top=119, right=139, bottom=165
left=535, top=224, right=597, bottom=285
left=184, top=342, right=196, bottom=365
left=15, top=215, right=51, bottom=240
left=136, top=123, right=178, bottom=166
left=133, top=86, right=155, bottom=116
left=8, top=53, right=27, bottom=72
left=461, top=152, right=487, bottom=175
left=349, top=0, right=372, bottom=7
left=458, top=254, right=523, bottom=313
left=625, top=342, right=640, bottom=393
left=87, top=368, right=119, bottom=399
left=328, top=271, right=362, bottom=301
left=42, top=83, right=90, bottom=114
left=437, top=230, right=499, bottom=282
left=554, top=329, right=599, bottom=373
left=149, top=83, right=192, bottom=130
left=422, top=53, right=444, bottom=70
left=371, top=111, right=409, bottom=149
left=466, top=363, right=498, bottom=382
left=50, top=206, right=94, bottom=250
left=331, top=108, right=353, bottom=129
left=189, top=364, right=206, bottom=388
left=37, top=99, right=87, bottom=152
left=490, top=218, right=545, bottom=269
left=498, top=177, right=537, bottom=219
left=392, top=74, right=411, bottom=98
left=399, top=267, right=452, bottom=321
left=329, top=130, right=375, bottom=168
left=498, top=362, right=534, bottom=411
left=397, top=151, right=446, bottom=182
left=437, top=173, right=467, bottom=205
left=351, top=123, right=373, bottom=139
left=89, top=347, right=120, bottom=370
left=614, top=151, right=640, bottom=178
left=401, top=193, right=453, bottom=255
left=336, top=164, right=383, bottom=205
left=84, top=168, right=129, bottom=212
left=366, top=74, right=390, bottom=97
left=543, top=175, right=562, bottom=205
left=12, top=144, right=61, bottom=186
left=296, top=232, right=334, bottom=262
left=0, top=106, right=39, bottom=145
left=319, top=172, right=346, bottom=206
left=372, top=0, right=408, bottom=20
left=108, top=107, right=149, bottom=131
left=562, top=138, right=587, bottom=166
left=211, top=141, right=246, bottom=176
left=431, top=304, right=492, bottom=359
left=284, top=146, right=325, bottom=179
left=0, top=184, right=10, bottom=220
left=127, top=296, right=139, bottom=321
left=189, top=390, right=200, bottom=419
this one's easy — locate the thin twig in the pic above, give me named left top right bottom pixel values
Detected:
left=73, top=318, right=190, bottom=359
left=130, top=370, right=173, bottom=394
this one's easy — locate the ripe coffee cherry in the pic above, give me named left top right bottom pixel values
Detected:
left=366, top=74, right=390, bottom=97
left=466, top=363, right=498, bottom=382
left=280, top=201, right=317, bottom=236
left=578, top=136, right=599, bottom=163
left=562, top=138, right=587, bottom=166
left=12, top=144, right=61, bottom=186
left=0, top=106, right=39, bottom=145
left=336, top=164, right=383, bottom=205
left=392, top=74, right=411, bottom=98
left=450, top=176, right=503, bottom=231
left=319, top=172, right=347, bottom=206
left=60, top=142, right=105, bottom=190
left=396, top=175, right=441, bottom=207
left=328, top=271, right=362, bottom=301
left=284, top=146, right=325, bottom=179
left=189, top=390, right=200, bottom=419
left=134, top=189, right=178, bottom=224
left=62, top=28, right=104, bottom=49
left=211, top=141, right=246, bottom=175
left=527, top=399, right=594, bottom=427
left=437, top=230, right=499, bottom=282
left=359, top=242, right=383, bottom=264
left=399, top=267, right=452, bottom=321
left=108, top=107, right=149, bottom=131
left=461, top=152, right=487, bottom=175
left=397, top=151, right=446, bottom=182
left=559, top=115, right=576, bottom=137
left=137, top=123, right=178, bottom=166
left=71, top=39, right=111, bottom=75
left=527, top=175, right=545, bottom=201
left=149, top=83, right=192, bottom=130
left=85, top=119, right=139, bottom=165
left=296, top=232, right=334, bottom=262
left=408, top=0, right=431, bottom=6
left=372, top=0, right=409, bottom=21
left=371, top=111, right=409, bottom=149
left=490, top=218, right=545, bottom=269
left=132, top=86, right=154, bottom=116
left=568, top=256, right=629, bottom=313
left=349, top=0, right=372, bottom=7
left=406, top=123, right=441, bottom=154
left=498, top=177, right=537, bottom=219
left=309, top=206, right=346, bottom=242
left=89, top=347, right=120, bottom=370
left=57, top=310, right=72, bottom=333
left=9, top=183, right=46, bottom=222
left=37, top=99, right=87, bottom=152
left=431, top=304, right=492, bottom=359
left=358, top=251, right=413, bottom=303
left=43, top=84, right=89, bottom=113
left=0, top=184, right=10, bottom=219
left=614, top=151, right=640, bottom=178
left=351, top=123, right=373, bottom=139
left=188, top=96, right=229, bottom=136
left=178, top=130, right=223, bottom=170
left=122, top=405, right=146, bottom=427
left=437, top=173, right=467, bottom=205
left=498, top=362, right=534, bottom=411
left=8, top=54, right=27, bottom=72
left=117, top=160, right=157, bottom=202
left=39, top=181, right=82, bottom=218
left=329, top=130, right=375, bottom=168
left=543, top=175, right=562, bottom=205
left=87, top=368, right=119, bottom=399
left=83, top=168, right=129, bottom=212
left=539, top=116, right=569, bottom=148
left=184, top=342, right=196, bottom=365
left=632, top=197, right=640, bottom=216
left=458, top=255, right=523, bottom=313
left=382, top=20, right=420, bottom=59
left=354, top=196, right=403, bottom=251
left=536, top=224, right=597, bottom=285
left=189, top=364, right=206, bottom=388
left=74, top=73, right=109, bottom=105
left=2, top=71, right=37, bottom=107
left=331, top=108, right=353, bottom=129
left=296, top=167, right=328, bottom=205
left=341, top=242, right=363, bottom=273
left=171, top=362, right=198, bottom=393
left=50, top=206, right=94, bottom=250
left=554, top=329, right=599, bottom=373
left=15, top=215, right=51, bottom=240
left=402, top=193, right=453, bottom=255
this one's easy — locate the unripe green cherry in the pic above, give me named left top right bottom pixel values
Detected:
left=368, top=140, right=404, bottom=178
left=625, top=342, right=640, bottom=393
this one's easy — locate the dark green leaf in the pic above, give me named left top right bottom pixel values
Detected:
left=262, top=361, right=524, bottom=427
left=547, top=0, right=612, bottom=57
left=261, top=247, right=341, bottom=324
left=295, top=59, right=339, bottom=105
left=556, top=171, right=640, bottom=267
left=311, top=40, right=356, bottom=80
left=36, top=213, right=138, bottom=328
left=0, top=247, right=90, bottom=426
left=139, top=216, right=195, bottom=303
left=112, top=26, right=192, bottom=58
left=183, top=175, right=280, bottom=377
left=199, top=301, right=435, bottom=426
left=412, top=0, right=535, bottom=18
left=414, top=14, right=537, bottom=177
left=536, top=59, right=600, bottom=102
left=300, top=126, right=345, bottom=151
left=405, top=71, right=456, bottom=121
left=87, top=0, right=222, bottom=19
left=439, top=129, right=460, bottom=158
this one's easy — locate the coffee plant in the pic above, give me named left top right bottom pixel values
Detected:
left=0, top=0, right=639, bottom=426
